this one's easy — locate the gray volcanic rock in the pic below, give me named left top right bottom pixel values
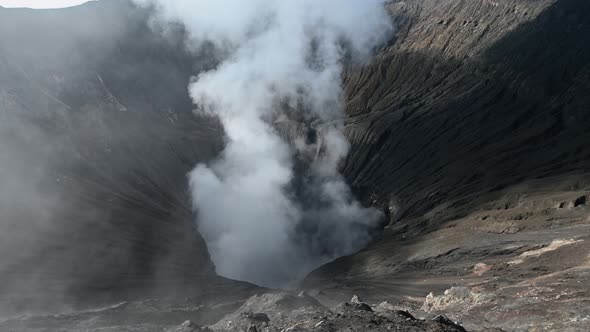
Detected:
left=167, top=320, right=213, bottom=332
left=209, top=292, right=466, bottom=332
left=341, top=0, right=590, bottom=220
left=0, top=291, right=468, bottom=331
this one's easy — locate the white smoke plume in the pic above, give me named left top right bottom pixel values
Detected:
left=137, top=0, right=393, bottom=287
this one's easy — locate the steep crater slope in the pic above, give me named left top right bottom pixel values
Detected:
left=343, top=0, right=590, bottom=219
left=306, top=0, right=590, bottom=330
left=0, top=0, right=258, bottom=314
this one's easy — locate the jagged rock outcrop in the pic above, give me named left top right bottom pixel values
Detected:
left=207, top=292, right=467, bottom=332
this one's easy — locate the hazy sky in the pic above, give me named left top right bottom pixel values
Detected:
left=0, top=0, right=94, bottom=8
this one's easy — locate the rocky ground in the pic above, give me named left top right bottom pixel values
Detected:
left=1, top=292, right=470, bottom=332
left=305, top=175, right=590, bottom=331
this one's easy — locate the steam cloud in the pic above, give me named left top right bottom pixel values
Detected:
left=137, top=0, right=393, bottom=287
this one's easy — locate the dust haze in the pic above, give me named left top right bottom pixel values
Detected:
left=137, top=0, right=394, bottom=287
left=0, top=2, right=219, bottom=315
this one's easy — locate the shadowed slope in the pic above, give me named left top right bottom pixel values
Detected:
left=342, top=0, right=590, bottom=220
left=0, top=0, right=238, bottom=313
